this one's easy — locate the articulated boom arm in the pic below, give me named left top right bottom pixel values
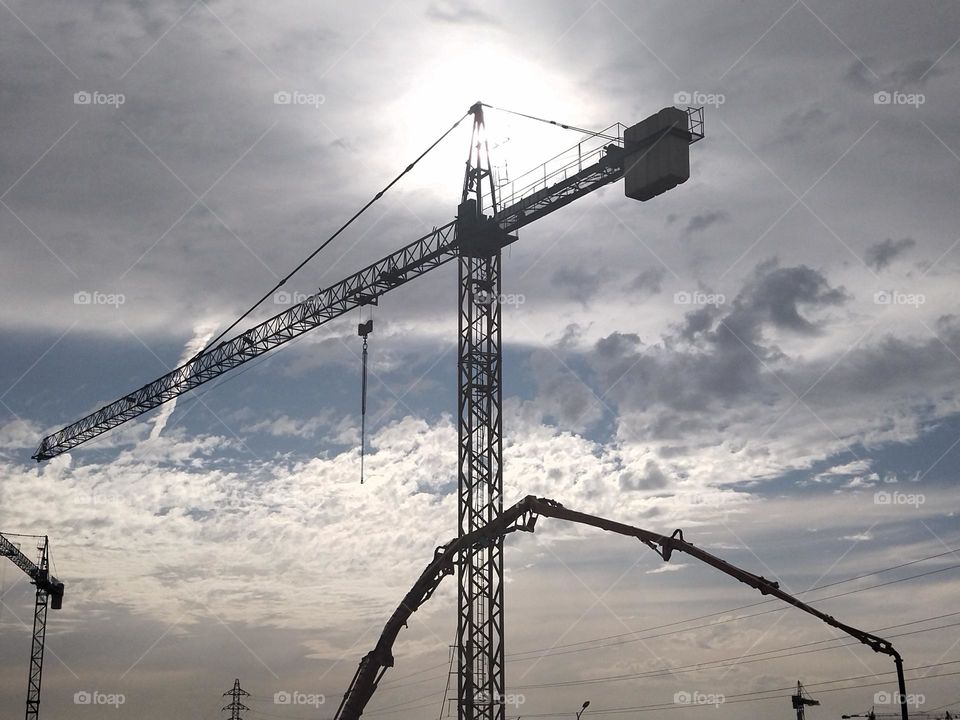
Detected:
left=537, top=501, right=902, bottom=659
left=33, top=107, right=702, bottom=463
left=335, top=495, right=907, bottom=720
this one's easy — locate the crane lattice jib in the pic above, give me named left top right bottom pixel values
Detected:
left=32, top=107, right=702, bottom=463
left=0, top=534, right=63, bottom=602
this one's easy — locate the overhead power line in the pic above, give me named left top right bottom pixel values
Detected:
left=508, top=546, right=960, bottom=657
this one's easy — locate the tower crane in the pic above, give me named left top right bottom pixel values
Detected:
left=793, top=681, right=820, bottom=720
left=31, top=101, right=703, bottom=720
left=0, top=533, right=65, bottom=720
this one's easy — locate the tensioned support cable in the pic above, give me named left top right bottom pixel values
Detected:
left=198, top=109, right=472, bottom=357
left=479, top=102, right=620, bottom=141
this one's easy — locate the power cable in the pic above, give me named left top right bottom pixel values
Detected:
left=507, top=546, right=960, bottom=657
left=515, top=669, right=960, bottom=718
left=361, top=549, right=960, bottom=696
left=511, top=623, right=960, bottom=690
left=351, top=615, right=960, bottom=713
left=506, top=562, right=960, bottom=661
left=355, top=548, right=960, bottom=692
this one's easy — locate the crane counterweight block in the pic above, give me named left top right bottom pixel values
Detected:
left=624, top=106, right=693, bottom=202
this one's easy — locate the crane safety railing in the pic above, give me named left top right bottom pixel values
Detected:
left=487, top=122, right=627, bottom=216
left=487, top=106, right=704, bottom=218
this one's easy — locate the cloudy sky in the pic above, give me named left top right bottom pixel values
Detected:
left=1, top=0, right=959, bottom=718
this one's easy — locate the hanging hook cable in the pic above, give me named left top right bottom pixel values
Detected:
left=358, top=315, right=373, bottom=484
left=480, top=103, right=620, bottom=141
left=197, top=109, right=472, bottom=358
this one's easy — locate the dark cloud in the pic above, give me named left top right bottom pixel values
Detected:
left=844, top=57, right=947, bottom=90
left=685, top=210, right=730, bottom=235
left=678, top=306, right=717, bottom=342
left=731, top=259, right=850, bottom=336
left=577, top=286, right=958, bottom=450
left=528, top=348, right=603, bottom=430
left=805, top=314, right=960, bottom=400
left=628, top=267, right=664, bottom=295
left=619, top=459, right=668, bottom=491
left=426, top=0, right=502, bottom=26
left=552, top=265, right=608, bottom=304
left=561, top=261, right=852, bottom=424
left=777, top=106, right=828, bottom=145
left=866, top=237, right=916, bottom=271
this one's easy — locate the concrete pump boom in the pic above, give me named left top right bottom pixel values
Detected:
left=334, top=496, right=909, bottom=720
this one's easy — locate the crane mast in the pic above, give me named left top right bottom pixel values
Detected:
left=793, top=680, right=820, bottom=720
left=456, top=104, right=514, bottom=720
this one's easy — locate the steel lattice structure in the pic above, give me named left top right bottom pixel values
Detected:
left=1, top=533, right=64, bottom=720
left=32, top=107, right=703, bottom=465
left=32, top=102, right=705, bottom=720
left=456, top=107, right=509, bottom=720
left=221, top=678, right=250, bottom=720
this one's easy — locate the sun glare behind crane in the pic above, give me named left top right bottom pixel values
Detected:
left=388, top=44, right=607, bottom=208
